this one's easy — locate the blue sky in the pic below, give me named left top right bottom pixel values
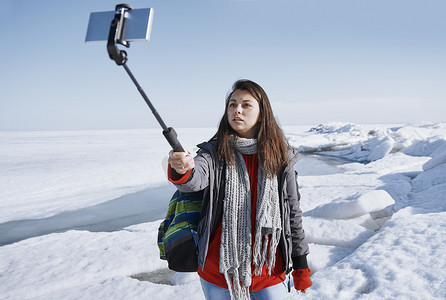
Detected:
left=0, top=0, right=445, bottom=131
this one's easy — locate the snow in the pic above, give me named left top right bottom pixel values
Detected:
left=0, top=128, right=215, bottom=224
left=309, top=210, right=446, bottom=299
left=1, top=122, right=446, bottom=299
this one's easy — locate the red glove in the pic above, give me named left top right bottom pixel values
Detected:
left=292, top=268, right=312, bottom=291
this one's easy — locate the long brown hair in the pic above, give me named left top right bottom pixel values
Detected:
left=214, top=79, right=290, bottom=176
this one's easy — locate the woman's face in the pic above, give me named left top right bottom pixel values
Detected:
left=227, top=89, right=261, bottom=139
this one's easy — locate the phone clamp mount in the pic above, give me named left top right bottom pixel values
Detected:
left=107, top=4, right=132, bottom=65
left=106, top=4, right=185, bottom=152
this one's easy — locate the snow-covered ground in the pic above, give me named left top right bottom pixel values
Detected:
left=1, top=123, right=445, bottom=299
left=0, top=128, right=216, bottom=224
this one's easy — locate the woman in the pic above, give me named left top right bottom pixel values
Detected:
left=168, top=80, right=312, bottom=300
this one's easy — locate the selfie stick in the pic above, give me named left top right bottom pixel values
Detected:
left=107, top=4, right=185, bottom=152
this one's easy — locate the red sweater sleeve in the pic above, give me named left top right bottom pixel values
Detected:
left=167, top=164, right=192, bottom=184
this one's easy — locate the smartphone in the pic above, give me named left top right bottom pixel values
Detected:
left=85, top=8, right=154, bottom=43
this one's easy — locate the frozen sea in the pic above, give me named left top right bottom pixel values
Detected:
left=0, top=123, right=445, bottom=299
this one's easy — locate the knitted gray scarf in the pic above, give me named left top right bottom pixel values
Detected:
left=220, top=137, right=282, bottom=300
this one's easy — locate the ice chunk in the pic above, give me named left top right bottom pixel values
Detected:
left=351, top=214, right=380, bottom=230
left=309, top=122, right=365, bottom=135
left=410, top=183, right=446, bottom=213
left=367, top=136, right=394, bottom=162
left=307, top=190, right=395, bottom=219
left=413, top=163, right=446, bottom=192
left=304, top=217, right=375, bottom=248
left=423, top=144, right=446, bottom=171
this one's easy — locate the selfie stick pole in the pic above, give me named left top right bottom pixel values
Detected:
left=107, top=4, right=185, bottom=152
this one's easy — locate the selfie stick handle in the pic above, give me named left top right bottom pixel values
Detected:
left=107, top=4, right=185, bottom=153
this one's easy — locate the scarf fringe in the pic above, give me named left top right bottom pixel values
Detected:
left=253, top=229, right=282, bottom=276
left=224, top=271, right=250, bottom=300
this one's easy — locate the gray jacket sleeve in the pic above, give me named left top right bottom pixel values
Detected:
left=173, top=151, right=212, bottom=193
left=287, top=170, right=310, bottom=268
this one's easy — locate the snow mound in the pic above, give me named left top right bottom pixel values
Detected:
left=307, top=190, right=395, bottom=220
left=403, top=135, right=446, bottom=156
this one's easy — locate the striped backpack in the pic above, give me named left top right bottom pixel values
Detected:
left=157, top=189, right=203, bottom=272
